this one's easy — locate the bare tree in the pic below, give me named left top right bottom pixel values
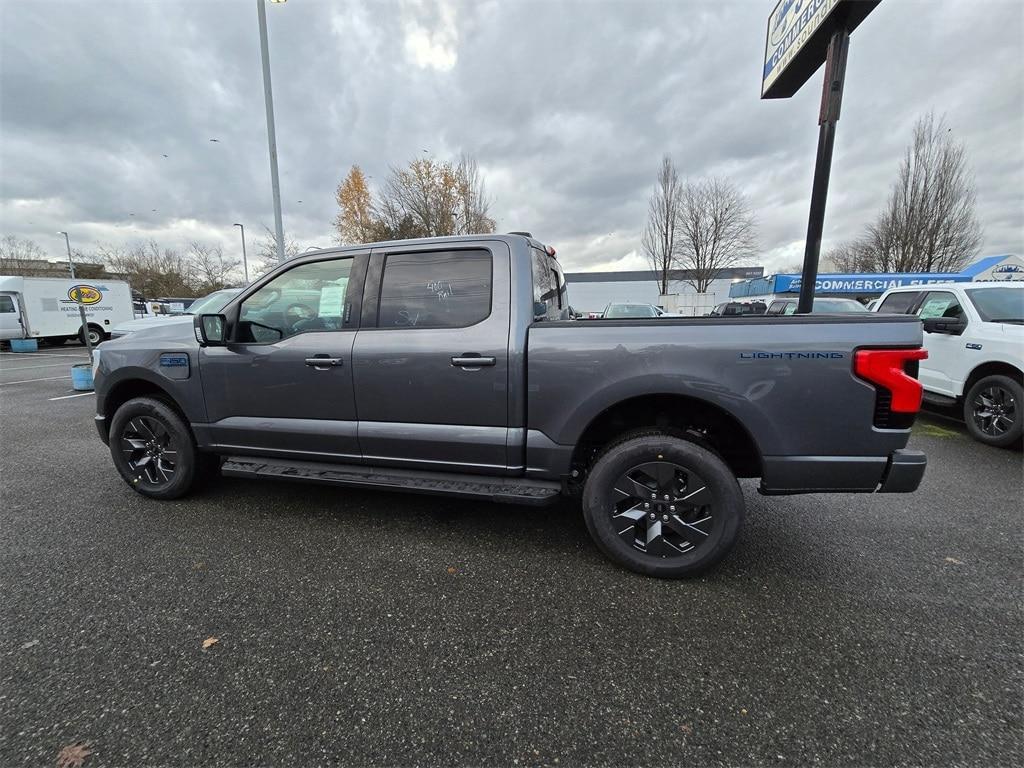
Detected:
left=860, top=112, right=982, bottom=272
left=188, top=241, right=240, bottom=294
left=641, top=156, right=682, bottom=296
left=0, top=235, right=49, bottom=275
left=103, top=241, right=194, bottom=297
left=676, top=177, right=757, bottom=293
left=253, top=225, right=302, bottom=277
left=455, top=154, right=496, bottom=235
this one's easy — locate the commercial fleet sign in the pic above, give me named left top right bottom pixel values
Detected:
left=762, top=0, right=879, bottom=99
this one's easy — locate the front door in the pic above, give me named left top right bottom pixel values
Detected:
left=915, top=290, right=969, bottom=397
left=352, top=242, right=512, bottom=473
left=198, top=253, right=366, bottom=461
left=0, top=293, right=22, bottom=340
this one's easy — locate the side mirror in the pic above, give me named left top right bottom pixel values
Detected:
left=922, top=316, right=966, bottom=335
left=533, top=301, right=548, bottom=320
left=194, top=314, right=227, bottom=346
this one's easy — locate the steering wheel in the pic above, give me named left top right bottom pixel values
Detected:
left=284, top=302, right=317, bottom=329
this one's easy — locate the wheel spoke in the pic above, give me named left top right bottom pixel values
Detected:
left=665, top=514, right=713, bottom=546
left=678, top=484, right=712, bottom=508
left=644, top=520, right=671, bottom=557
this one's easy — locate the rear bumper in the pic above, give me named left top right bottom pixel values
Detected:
left=759, top=449, right=926, bottom=495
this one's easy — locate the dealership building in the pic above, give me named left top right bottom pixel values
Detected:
left=565, top=266, right=765, bottom=316
left=727, top=254, right=1024, bottom=304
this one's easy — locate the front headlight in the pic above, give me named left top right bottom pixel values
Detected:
left=91, top=347, right=102, bottom=377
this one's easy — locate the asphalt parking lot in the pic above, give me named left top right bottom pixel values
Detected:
left=1, top=346, right=1021, bottom=767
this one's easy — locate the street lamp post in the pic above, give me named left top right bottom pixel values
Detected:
left=233, top=223, right=249, bottom=283
left=257, top=0, right=286, bottom=264
left=58, top=231, right=94, bottom=360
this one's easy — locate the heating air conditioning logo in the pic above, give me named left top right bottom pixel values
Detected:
left=68, top=284, right=103, bottom=305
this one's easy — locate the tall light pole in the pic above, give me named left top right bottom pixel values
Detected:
left=233, top=223, right=249, bottom=283
left=57, top=231, right=94, bottom=360
left=257, top=0, right=286, bottom=264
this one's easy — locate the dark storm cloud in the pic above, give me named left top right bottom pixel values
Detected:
left=1, top=0, right=1021, bottom=272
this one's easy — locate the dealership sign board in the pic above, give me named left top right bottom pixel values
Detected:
left=762, top=0, right=880, bottom=99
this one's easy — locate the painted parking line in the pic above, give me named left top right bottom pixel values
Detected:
left=49, top=392, right=94, bottom=401
left=0, top=361, right=87, bottom=371
left=0, top=375, right=70, bottom=386
left=0, top=351, right=90, bottom=359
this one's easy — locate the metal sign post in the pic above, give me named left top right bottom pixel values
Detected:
left=760, top=0, right=880, bottom=313
left=796, top=27, right=849, bottom=314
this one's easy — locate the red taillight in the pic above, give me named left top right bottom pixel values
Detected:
left=854, top=348, right=929, bottom=413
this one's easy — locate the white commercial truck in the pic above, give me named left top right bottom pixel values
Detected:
left=0, top=276, right=134, bottom=346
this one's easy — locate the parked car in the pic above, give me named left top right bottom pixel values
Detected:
left=766, top=297, right=870, bottom=315
left=93, top=234, right=927, bottom=578
left=709, top=301, right=767, bottom=317
left=873, top=282, right=1023, bottom=447
left=0, top=275, right=134, bottom=346
left=601, top=302, right=663, bottom=319
left=110, top=288, right=243, bottom=339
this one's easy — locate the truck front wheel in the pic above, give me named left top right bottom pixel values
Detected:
left=109, top=397, right=199, bottom=499
left=582, top=433, right=744, bottom=578
left=964, top=375, right=1022, bottom=448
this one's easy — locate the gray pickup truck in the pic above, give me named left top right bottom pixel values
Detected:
left=93, top=233, right=928, bottom=577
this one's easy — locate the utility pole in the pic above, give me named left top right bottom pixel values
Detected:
left=234, top=223, right=250, bottom=283
left=58, top=231, right=94, bottom=361
left=257, top=0, right=286, bottom=263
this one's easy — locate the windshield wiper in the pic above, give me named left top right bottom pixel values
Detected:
left=989, top=318, right=1024, bottom=325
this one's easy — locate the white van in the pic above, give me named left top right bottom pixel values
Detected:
left=874, top=282, right=1023, bottom=447
left=0, top=276, right=134, bottom=346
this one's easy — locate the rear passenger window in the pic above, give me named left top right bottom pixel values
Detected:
left=378, top=249, right=491, bottom=328
left=878, top=291, right=921, bottom=314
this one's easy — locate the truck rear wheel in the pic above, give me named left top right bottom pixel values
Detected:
left=109, top=397, right=198, bottom=499
left=80, top=324, right=104, bottom=347
left=582, top=433, right=744, bottom=578
left=964, top=375, right=1022, bottom=448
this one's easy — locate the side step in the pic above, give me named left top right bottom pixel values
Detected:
left=922, top=391, right=958, bottom=407
left=220, top=456, right=562, bottom=506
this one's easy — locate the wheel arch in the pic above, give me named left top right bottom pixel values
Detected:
left=568, top=392, right=763, bottom=479
left=963, top=361, right=1023, bottom=397
left=103, top=374, right=189, bottom=425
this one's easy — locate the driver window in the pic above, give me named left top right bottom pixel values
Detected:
left=917, top=292, right=963, bottom=321
left=237, top=257, right=353, bottom=343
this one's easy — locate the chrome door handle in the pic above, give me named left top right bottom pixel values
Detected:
left=451, top=356, right=496, bottom=368
left=305, top=357, right=343, bottom=368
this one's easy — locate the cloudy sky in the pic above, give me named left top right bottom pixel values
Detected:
left=1, top=0, right=1021, bottom=275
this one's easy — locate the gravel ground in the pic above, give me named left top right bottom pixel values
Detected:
left=1, top=347, right=1021, bottom=767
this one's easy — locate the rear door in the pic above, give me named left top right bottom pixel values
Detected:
left=352, top=241, right=512, bottom=474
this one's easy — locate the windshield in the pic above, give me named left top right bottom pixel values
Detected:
left=187, top=289, right=240, bottom=315
left=604, top=304, right=658, bottom=318
left=966, top=287, right=1024, bottom=324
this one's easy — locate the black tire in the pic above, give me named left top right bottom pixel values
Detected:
left=963, top=375, right=1023, bottom=448
left=80, top=324, right=105, bottom=347
left=582, top=432, right=744, bottom=578
left=109, top=397, right=199, bottom=499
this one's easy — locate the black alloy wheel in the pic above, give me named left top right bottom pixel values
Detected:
left=964, top=375, right=1023, bottom=448
left=120, top=416, right=178, bottom=489
left=582, top=433, right=744, bottom=578
left=611, top=461, right=714, bottom=557
left=109, top=396, right=200, bottom=499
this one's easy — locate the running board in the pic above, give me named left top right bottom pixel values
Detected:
left=922, top=391, right=958, bottom=407
left=220, top=456, right=561, bottom=506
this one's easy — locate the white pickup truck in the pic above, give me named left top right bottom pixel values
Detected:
left=874, top=282, right=1023, bottom=447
